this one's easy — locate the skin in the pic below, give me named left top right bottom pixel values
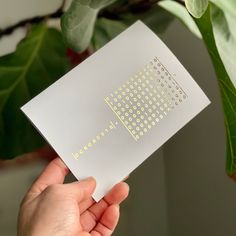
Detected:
left=17, top=157, right=129, bottom=236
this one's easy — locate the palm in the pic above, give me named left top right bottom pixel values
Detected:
left=18, top=158, right=129, bottom=236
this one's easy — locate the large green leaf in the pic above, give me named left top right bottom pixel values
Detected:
left=91, top=18, right=127, bottom=51
left=61, top=0, right=117, bottom=52
left=210, top=0, right=236, bottom=18
left=158, top=0, right=201, bottom=38
left=210, top=2, right=236, bottom=88
left=0, top=24, right=69, bottom=159
left=195, top=7, right=236, bottom=176
left=185, top=0, right=209, bottom=18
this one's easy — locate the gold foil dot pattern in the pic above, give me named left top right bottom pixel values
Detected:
left=72, top=121, right=118, bottom=160
left=104, top=57, right=187, bottom=141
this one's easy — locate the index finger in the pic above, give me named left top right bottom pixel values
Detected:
left=29, top=157, right=69, bottom=196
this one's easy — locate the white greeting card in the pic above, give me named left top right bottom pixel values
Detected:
left=21, top=21, right=210, bottom=201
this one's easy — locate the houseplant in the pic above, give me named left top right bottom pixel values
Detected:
left=0, top=0, right=235, bottom=178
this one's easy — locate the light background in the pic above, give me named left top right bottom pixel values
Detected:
left=0, top=1, right=235, bottom=236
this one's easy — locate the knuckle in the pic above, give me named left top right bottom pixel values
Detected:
left=45, top=184, right=62, bottom=194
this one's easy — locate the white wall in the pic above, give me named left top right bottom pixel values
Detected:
left=163, top=21, right=236, bottom=236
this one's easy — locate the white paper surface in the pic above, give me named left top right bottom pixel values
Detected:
left=21, top=21, right=210, bottom=201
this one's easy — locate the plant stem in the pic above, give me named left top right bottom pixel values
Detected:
left=100, top=0, right=160, bottom=16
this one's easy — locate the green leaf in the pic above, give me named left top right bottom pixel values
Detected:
left=121, top=4, right=174, bottom=35
left=61, top=0, right=117, bottom=52
left=210, top=3, right=236, bottom=88
left=91, top=5, right=174, bottom=51
left=0, top=24, right=69, bottom=159
left=91, top=18, right=127, bottom=51
left=195, top=7, right=236, bottom=176
left=210, top=0, right=236, bottom=18
left=158, top=0, right=201, bottom=38
left=185, top=0, right=209, bottom=18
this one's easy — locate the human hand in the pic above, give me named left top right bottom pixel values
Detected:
left=17, top=157, right=129, bottom=236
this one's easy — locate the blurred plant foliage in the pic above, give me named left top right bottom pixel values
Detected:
left=0, top=0, right=235, bottom=178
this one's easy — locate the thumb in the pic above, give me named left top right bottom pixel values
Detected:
left=64, top=177, right=96, bottom=203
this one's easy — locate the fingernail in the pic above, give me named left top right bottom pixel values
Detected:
left=80, top=176, right=95, bottom=182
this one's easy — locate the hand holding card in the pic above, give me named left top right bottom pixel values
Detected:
left=21, top=21, right=210, bottom=201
